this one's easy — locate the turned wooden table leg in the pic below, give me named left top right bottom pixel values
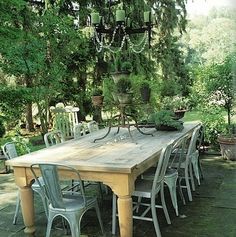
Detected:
left=19, top=186, right=35, bottom=235
left=117, top=195, right=133, bottom=237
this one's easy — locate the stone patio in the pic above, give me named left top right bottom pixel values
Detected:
left=0, top=154, right=236, bottom=237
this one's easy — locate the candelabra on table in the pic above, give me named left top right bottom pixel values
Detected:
left=93, top=103, right=153, bottom=143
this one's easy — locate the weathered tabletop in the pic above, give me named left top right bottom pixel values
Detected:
left=7, top=121, right=200, bottom=237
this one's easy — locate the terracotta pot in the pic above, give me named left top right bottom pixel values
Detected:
left=218, top=135, right=236, bottom=161
left=92, top=96, right=104, bottom=107
left=174, top=110, right=186, bottom=119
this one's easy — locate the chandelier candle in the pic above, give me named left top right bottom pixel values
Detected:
left=144, top=11, right=150, bottom=23
left=116, top=10, right=125, bottom=22
left=91, top=12, right=100, bottom=25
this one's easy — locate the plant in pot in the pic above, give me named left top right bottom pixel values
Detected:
left=202, top=53, right=236, bottom=160
left=162, top=95, right=189, bottom=119
left=110, top=52, right=133, bottom=83
left=115, top=77, right=133, bottom=105
left=91, top=88, right=104, bottom=107
left=148, top=110, right=184, bottom=131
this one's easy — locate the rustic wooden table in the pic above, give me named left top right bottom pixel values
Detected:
left=7, top=122, right=200, bottom=237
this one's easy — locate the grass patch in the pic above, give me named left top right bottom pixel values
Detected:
left=183, top=110, right=202, bottom=122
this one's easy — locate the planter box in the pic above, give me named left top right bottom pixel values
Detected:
left=218, top=135, right=236, bottom=161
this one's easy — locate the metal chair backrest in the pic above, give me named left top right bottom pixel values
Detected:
left=30, top=163, right=86, bottom=209
left=187, top=125, right=202, bottom=157
left=74, top=123, right=86, bottom=139
left=87, top=121, right=99, bottom=133
left=1, top=142, right=30, bottom=159
left=152, top=142, right=173, bottom=195
left=196, top=124, right=204, bottom=151
left=44, top=130, right=65, bottom=148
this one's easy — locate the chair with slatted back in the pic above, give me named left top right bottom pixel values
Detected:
left=1, top=141, right=48, bottom=224
left=50, top=103, right=80, bottom=140
left=30, top=163, right=104, bottom=237
left=112, top=142, right=173, bottom=237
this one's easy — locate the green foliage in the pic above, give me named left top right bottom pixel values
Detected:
left=109, top=52, right=133, bottom=73
left=198, top=53, right=235, bottom=127
left=116, top=77, right=132, bottom=93
left=148, top=110, right=183, bottom=130
left=92, top=88, right=103, bottom=96
left=160, top=78, right=182, bottom=97
left=0, top=85, right=32, bottom=127
left=182, top=7, right=236, bottom=66
left=162, top=95, right=190, bottom=111
left=200, top=105, right=226, bottom=148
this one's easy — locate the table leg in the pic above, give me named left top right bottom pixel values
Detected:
left=117, top=195, right=133, bottom=237
left=19, top=186, right=35, bottom=235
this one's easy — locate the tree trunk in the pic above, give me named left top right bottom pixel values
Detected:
left=93, top=107, right=102, bottom=123
left=26, top=102, right=35, bottom=132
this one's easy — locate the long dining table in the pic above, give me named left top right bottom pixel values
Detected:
left=6, top=121, right=200, bottom=237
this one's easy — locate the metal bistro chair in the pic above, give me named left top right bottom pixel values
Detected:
left=170, top=125, right=202, bottom=203
left=44, top=130, right=79, bottom=192
left=1, top=141, right=48, bottom=224
left=44, top=130, right=65, bottom=148
left=112, top=142, right=173, bottom=237
left=140, top=139, right=183, bottom=217
left=74, top=123, right=86, bottom=139
left=87, top=121, right=99, bottom=133
left=30, top=163, right=104, bottom=237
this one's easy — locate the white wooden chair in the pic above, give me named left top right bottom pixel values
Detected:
left=50, top=103, right=80, bottom=140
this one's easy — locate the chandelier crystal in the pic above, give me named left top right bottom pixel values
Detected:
left=89, top=2, right=154, bottom=54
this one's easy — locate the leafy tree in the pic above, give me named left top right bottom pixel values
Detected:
left=0, top=0, right=92, bottom=133
left=182, top=6, right=236, bottom=66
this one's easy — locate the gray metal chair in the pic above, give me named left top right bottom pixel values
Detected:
left=140, top=139, right=184, bottom=217
left=1, top=141, right=48, bottom=224
left=30, top=163, right=104, bottom=237
left=87, top=121, right=99, bottom=133
left=44, top=130, right=65, bottom=148
left=170, top=125, right=202, bottom=203
left=112, top=142, right=173, bottom=237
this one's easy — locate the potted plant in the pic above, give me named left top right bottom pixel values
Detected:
left=140, top=81, right=151, bottom=103
left=162, top=95, right=189, bottom=119
left=110, top=52, right=133, bottom=83
left=91, top=88, right=104, bottom=107
left=218, top=124, right=236, bottom=160
left=212, top=54, right=236, bottom=160
left=148, top=110, right=184, bottom=131
left=115, top=77, right=133, bottom=105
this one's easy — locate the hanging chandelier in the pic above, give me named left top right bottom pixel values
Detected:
left=89, top=2, right=154, bottom=54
